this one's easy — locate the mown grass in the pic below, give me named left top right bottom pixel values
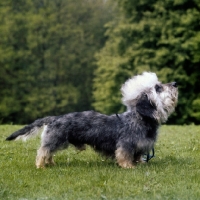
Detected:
left=0, top=125, right=200, bottom=200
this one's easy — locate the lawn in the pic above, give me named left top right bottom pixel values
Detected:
left=0, top=125, right=200, bottom=200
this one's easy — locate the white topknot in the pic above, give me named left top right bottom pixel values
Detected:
left=121, top=72, right=159, bottom=107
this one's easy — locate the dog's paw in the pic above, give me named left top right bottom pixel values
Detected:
left=36, top=164, right=46, bottom=169
left=118, top=162, right=135, bottom=169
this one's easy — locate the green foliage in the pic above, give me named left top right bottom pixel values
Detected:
left=93, top=0, right=200, bottom=124
left=1, top=125, right=200, bottom=199
left=0, top=0, right=114, bottom=124
left=191, top=98, right=200, bottom=122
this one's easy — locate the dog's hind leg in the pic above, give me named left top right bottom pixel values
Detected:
left=35, top=126, right=55, bottom=168
left=45, top=154, right=55, bottom=166
left=35, top=146, right=52, bottom=168
left=36, top=146, right=57, bottom=168
left=115, top=147, right=135, bottom=169
left=36, top=123, right=70, bottom=168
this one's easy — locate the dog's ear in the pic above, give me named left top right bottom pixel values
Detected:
left=136, top=94, right=156, bottom=119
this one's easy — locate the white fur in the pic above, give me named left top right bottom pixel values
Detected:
left=41, top=125, right=47, bottom=140
left=16, top=126, right=42, bottom=141
left=121, top=72, right=159, bottom=107
left=147, top=86, right=177, bottom=123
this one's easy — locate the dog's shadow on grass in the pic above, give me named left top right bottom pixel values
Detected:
left=53, top=158, right=117, bottom=169
left=147, top=155, right=194, bottom=169
left=46, top=155, right=193, bottom=170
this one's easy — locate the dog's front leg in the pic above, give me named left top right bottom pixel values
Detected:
left=133, top=153, right=146, bottom=164
left=115, top=147, right=135, bottom=169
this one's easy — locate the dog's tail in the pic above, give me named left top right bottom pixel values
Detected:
left=6, top=116, right=58, bottom=141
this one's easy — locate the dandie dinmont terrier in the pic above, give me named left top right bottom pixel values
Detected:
left=6, top=72, right=178, bottom=168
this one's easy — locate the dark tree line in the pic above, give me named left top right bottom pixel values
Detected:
left=93, top=0, right=200, bottom=124
left=0, top=0, right=199, bottom=124
left=0, top=0, right=115, bottom=124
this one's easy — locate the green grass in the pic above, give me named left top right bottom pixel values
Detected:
left=0, top=125, right=200, bottom=200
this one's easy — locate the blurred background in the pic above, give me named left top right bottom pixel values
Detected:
left=0, top=0, right=199, bottom=125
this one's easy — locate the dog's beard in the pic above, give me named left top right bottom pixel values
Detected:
left=149, top=87, right=178, bottom=123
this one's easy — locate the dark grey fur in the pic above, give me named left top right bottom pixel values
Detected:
left=6, top=98, right=159, bottom=168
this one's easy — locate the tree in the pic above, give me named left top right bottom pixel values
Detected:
left=93, top=0, right=200, bottom=124
left=0, top=0, right=114, bottom=124
left=0, top=0, right=31, bottom=123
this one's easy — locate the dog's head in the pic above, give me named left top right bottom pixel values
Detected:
left=121, top=72, right=178, bottom=123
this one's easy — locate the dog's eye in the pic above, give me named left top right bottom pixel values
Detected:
left=155, top=84, right=163, bottom=93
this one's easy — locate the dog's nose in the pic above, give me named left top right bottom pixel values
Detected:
left=171, top=82, right=178, bottom=87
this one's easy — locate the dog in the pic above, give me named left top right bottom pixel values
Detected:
left=6, top=72, right=178, bottom=168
